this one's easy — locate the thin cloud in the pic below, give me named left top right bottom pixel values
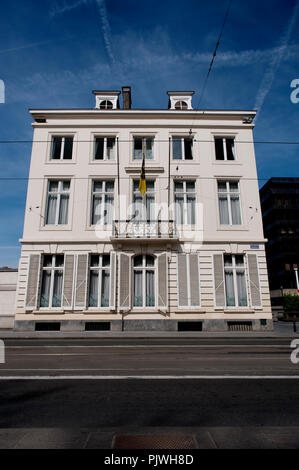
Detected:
left=254, top=0, right=299, bottom=117
left=0, top=37, right=72, bottom=55
left=50, top=0, right=89, bottom=17
left=95, top=0, right=115, bottom=65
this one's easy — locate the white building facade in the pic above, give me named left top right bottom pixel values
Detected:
left=15, top=87, right=273, bottom=332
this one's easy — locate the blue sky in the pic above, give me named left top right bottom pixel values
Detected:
left=0, top=0, right=298, bottom=267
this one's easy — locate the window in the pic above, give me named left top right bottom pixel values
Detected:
left=215, top=137, right=235, bottom=160
left=91, top=180, right=114, bottom=225
left=40, top=255, right=64, bottom=308
left=94, top=137, right=116, bottom=160
left=99, top=100, right=113, bottom=109
left=133, top=180, right=155, bottom=220
left=45, top=180, right=70, bottom=225
left=218, top=181, right=242, bottom=225
left=50, top=136, right=73, bottom=160
left=224, top=255, right=248, bottom=307
left=175, top=101, right=188, bottom=110
left=174, top=180, right=196, bottom=225
left=133, top=255, right=155, bottom=307
left=172, top=137, right=193, bottom=160
left=133, top=137, right=154, bottom=160
left=88, top=254, right=111, bottom=307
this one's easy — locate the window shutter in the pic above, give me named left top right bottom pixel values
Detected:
left=118, top=253, right=131, bottom=310
left=109, top=251, right=116, bottom=310
left=75, top=254, right=88, bottom=310
left=213, top=254, right=225, bottom=307
left=178, top=253, right=188, bottom=307
left=189, top=254, right=200, bottom=307
left=62, top=254, right=75, bottom=309
left=247, top=254, right=262, bottom=308
left=25, top=254, right=41, bottom=310
left=157, top=252, right=168, bottom=310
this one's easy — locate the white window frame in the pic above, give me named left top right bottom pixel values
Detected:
left=50, top=136, right=74, bottom=160
left=88, top=254, right=111, bottom=309
left=217, top=180, right=242, bottom=226
left=133, top=136, right=155, bottom=160
left=45, top=179, right=70, bottom=226
left=214, top=136, right=236, bottom=161
left=93, top=136, right=116, bottom=161
left=40, top=254, right=65, bottom=309
left=172, top=137, right=193, bottom=160
left=223, top=254, right=248, bottom=308
left=90, top=180, right=115, bottom=226
left=132, top=254, right=157, bottom=309
left=174, top=180, right=196, bottom=225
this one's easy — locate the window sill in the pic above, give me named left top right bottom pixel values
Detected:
left=89, top=160, right=117, bottom=164
left=40, top=225, right=72, bottom=231
left=175, top=308, right=206, bottom=313
left=216, top=226, right=248, bottom=231
left=46, top=160, right=75, bottom=164
left=213, top=161, right=242, bottom=165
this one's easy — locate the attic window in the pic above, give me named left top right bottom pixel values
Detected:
left=175, top=101, right=188, bottom=110
left=99, top=100, right=113, bottom=110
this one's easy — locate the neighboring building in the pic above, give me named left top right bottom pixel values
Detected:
left=15, top=87, right=272, bottom=332
left=260, top=177, right=299, bottom=306
left=0, top=267, right=18, bottom=328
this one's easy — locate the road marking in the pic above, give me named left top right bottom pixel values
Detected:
left=0, top=375, right=299, bottom=380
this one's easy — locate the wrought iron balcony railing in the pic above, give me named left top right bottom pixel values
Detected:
left=112, top=220, right=178, bottom=240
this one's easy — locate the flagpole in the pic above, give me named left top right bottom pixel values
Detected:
left=117, top=136, right=120, bottom=222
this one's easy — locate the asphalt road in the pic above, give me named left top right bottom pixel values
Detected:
left=1, top=337, right=299, bottom=449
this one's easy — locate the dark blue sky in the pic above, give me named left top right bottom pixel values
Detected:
left=0, top=0, right=298, bottom=266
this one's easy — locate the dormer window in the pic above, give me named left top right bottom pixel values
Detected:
left=175, top=101, right=188, bottom=110
left=99, top=100, right=113, bottom=110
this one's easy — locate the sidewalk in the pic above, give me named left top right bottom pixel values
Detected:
left=0, top=321, right=297, bottom=339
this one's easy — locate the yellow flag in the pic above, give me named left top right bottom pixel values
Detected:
left=139, top=142, right=146, bottom=196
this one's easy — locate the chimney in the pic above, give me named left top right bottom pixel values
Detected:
left=122, top=86, right=131, bottom=109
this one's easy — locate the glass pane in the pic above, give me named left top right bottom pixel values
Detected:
left=92, top=195, right=102, bottom=225
left=215, top=138, right=224, bottom=160
left=55, top=255, right=64, bottom=267
left=146, top=255, right=155, bottom=267
left=225, top=270, right=235, bottom=306
left=95, top=138, right=104, bottom=160
left=229, top=182, right=239, bottom=192
left=49, top=181, right=59, bottom=192
left=106, top=138, right=115, bottom=160
left=186, top=181, right=195, bottom=192
left=226, top=138, right=235, bottom=160
left=134, top=271, right=143, bottom=306
left=90, top=255, right=99, bottom=267
left=40, top=270, right=51, bottom=307
left=51, top=137, right=62, bottom=159
left=89, top=271, right=98, bottom=307
left=187, top=196, right=196, bottom=224
left=235, top=255, right=244, bottom=267
left=173, top=139, right=182, bottom=160
left=237, top=271, right=247, bottom=306
left=133, top=180, right=140, bottom=191
left=218, top=181, right=227, bottom=192
left=146, top=270, right=155, bottom=307
left=134, top=255, right=143, bottom=267
left=43, top=255, right=53, bottom=267
left=231, top=196, right=242, bottom=225
left=52, top=270, right=63, bottom=307
left=184, top=139, right=193, bottom=160
left=104, top=194, right=114, bottom=224
left=146, top=195, right=155, bottom=220
left=174, top=195, right=184, bottom=224
left=146, top=180, right=155, bottom=191
left=101, top=271, right=110, bottom=307
left=93, top=181, right=102, bottom=192
left=46, top=194, right=57, bottom=224
left=63, top=137, right=73, bottom=159
left=146, top=139, right=153, bottom=160
left=174, top=181, right=183, bottom=192
left=102, top=254, right=110, bottom=267
left=62, top=181, right=70, bottom=191
left=218, top=196, right=230, bottom=224
left=134, top=138, right=142, bottom=159
left=224, top=255, right=233, bottom=267
left=105, top=181, right=114, bottom=193
left=58, top=195, right=69, bottom=225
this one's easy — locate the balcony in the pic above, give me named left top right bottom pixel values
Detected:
left=111, top=220, right=178, bottom=242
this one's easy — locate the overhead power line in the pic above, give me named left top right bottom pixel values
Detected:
left=0, top=139, right=299, bottom=145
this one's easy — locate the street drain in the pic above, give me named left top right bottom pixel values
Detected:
left=112, top=434, right=198, bottom=449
